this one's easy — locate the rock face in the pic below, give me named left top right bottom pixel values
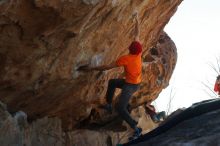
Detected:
left=0, top=101, right=156, bottom=146
left=2, top=100, right=220, bottom=146
left=132, top=109, right=220, bottom=146
left=0, top=101, right=63, bottom=146
left=0, top=0, right=181, bottom=130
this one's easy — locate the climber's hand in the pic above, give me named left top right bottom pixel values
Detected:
left=77, top=65, right=92, bottom=71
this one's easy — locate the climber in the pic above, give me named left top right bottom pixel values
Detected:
left=79, top=13, right=142, bottom=140
left=214, top=75, right=220, bottom=96
left=144, top=102, right=166, bottom=123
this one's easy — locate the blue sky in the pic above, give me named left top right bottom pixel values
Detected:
left=155, top=0, right=220, bottom=113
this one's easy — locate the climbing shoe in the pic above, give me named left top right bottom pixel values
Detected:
left=128, top=127, right=142, bottom=141
left=152, top=115, right=160, bottom=123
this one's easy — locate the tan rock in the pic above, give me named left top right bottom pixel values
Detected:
left=0, top=0, right=181, bottom=130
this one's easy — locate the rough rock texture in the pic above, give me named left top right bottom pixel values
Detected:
left=0, top=0, right=181, bottom=130
left=0, top=101, right=156, bottom=146
left=132, top=108, right=220, bottom=146
left=0, top=102, right=63, bottom=146
left=3, top=100, right=220, bottom=146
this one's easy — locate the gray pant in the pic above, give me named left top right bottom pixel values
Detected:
left=106, top=79, right=139, bottom=129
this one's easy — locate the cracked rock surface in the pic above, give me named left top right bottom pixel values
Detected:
left=0, top=0, right=181, bottom=130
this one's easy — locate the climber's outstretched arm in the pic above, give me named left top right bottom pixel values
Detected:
left=78, top=62, right=118, bottom=72
left=91, top=62, right=118, bottom=71
left=134, top=14, right=140, bottom=41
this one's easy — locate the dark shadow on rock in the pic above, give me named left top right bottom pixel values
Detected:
left=123, top=98, right=220, bottom=146
left=76, top=108, right=127, bottom=132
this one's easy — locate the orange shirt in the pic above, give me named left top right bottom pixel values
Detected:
left=116, top=54, right=142, bottom=84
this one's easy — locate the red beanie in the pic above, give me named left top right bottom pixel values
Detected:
left=128, top=41, right=142, bottom=55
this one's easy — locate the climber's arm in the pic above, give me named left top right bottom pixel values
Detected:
left=78, top=62, right=118, bottom=72
left=91, top=62, right=118, bottom=71
left=134, top=14, right=140, bottom=41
